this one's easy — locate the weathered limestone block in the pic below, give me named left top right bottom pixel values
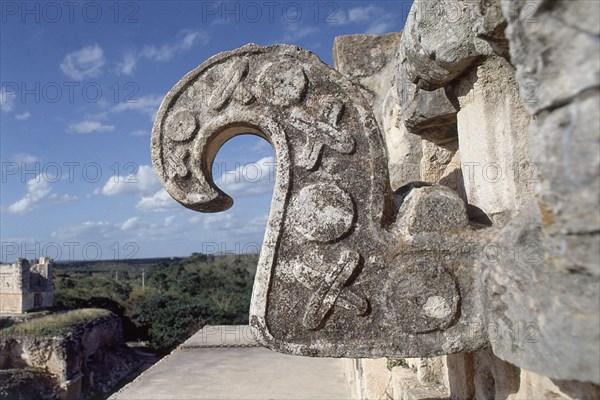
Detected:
left=333, top=33, right=401, bottom=81
left=333, top=33, right=412, bottom=191
left=333, top=33, right=401, bottom=125
left=398, top=0, right=482, bottom=90
left=408, top=349, right=600, bottom=399
left=495, top=1, right=600, bottom=383
left=531, top=94, right=600, bottom=276
left=342, top=358, right=362, bottom=400
left=152, top=44, right=487, bottom=357
left=438, top=150, right=466, bottom=202
left=391, top=366, right=449, bottom=400
left=456, top=56, right=533, bottom=221
left=446, top=352, right=476, bottom=398
left=518, top=369, right=600, bottom=400
left=471, top=347, right=521, bottom=399
left=480, top=201, right=600, bottom=384
left=382, top=87, right=422, bottom=190
left=398, top=84, right=458, bottom=134
left=357, top=358, right=393, bottom=400
left=393, top=184, right=468, bottom=235
left=471, top=0, right=509, bottom=56
left=341, top=0, right=599, bottom=394
left=445, top=349, right=598, bottom=400
left=420, top=140, right=458, bottom=185
left=407, top=356, right=448, bottom=388
left=502, top=0, right=600, bottom=114
left=549, top=378, right=600, bottom=400
left=507, top=0, right=600, bottom=270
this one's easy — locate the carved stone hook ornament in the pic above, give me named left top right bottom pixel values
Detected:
left=151, top=44, right=486, bottom=357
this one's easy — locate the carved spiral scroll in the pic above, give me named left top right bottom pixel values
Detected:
left=152, top=44, right=485, bottom=358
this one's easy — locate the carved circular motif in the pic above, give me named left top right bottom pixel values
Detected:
left=291, top=183, right=355, bottom=242
left=423, top=296, right=452, bottom=319
left=384, top=260, right=458, bottom=334
left=258, top=61, right=307, bottom=107
left=165, top=110, right=198, bottom=142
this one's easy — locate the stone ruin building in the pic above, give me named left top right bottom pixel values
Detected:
left=0, top=257, right=54, bottom=314
left=114, top=1, right=599, bottom=399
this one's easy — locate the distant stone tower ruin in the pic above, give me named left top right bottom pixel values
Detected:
left=0, top=257, right=54, bottom=314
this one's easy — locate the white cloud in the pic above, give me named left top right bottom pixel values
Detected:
left=136, top=188, right=179, bottom=212
left=112, top=95, right=163, bottom=120
left=51, top=221, right=113, bottom=242
left=366, top=21, right=395, bottom=35
left=164, top=215, right=175, bottom=226
left=49, top=193, right=78, bottom=203
left=140, top=30, right=209, bottom=62
left=281, top=24, right=319, bottom=42
left=181, top=31, right=206, bottom=48
left=250, top=139, right=272, bottom=153
left=101, top=165, right=160, bottom=196
left=51, top=215, right=188, bottom=249
left=0, top=87, right=15, bottom=112
left=334, top=5, right=395, bottom=34
left=205, top=213, right=234, bottom=229
left=335, top=5, right=381, bottom=24
left=188, top=215, right=202, bottom=224
left=116, top=52, right=137, bottom=76
left=121, top=216, right=140, bottom=231
left=187, top=212, right=268, bottom=244
left=68, top=120, right=115, bottom=134
left=5, top=174, right=79, bottom=214
left=189, top=212, right=235, bottom=229
left=218, top=156, right=276, bottom=196
left=60, top=44, right=105, bottom=80
left=278, top=5, right=395, bottom=42
left=15, top=111, right=31, bottom=120
left=348, top=5, right=382, bottom=23
left=115, top=30, right=209, bottom=77
left=130, top=130, right=149, bottom=137
left=232, top=214, right=268, bottom=236
left=7, top=176, right=51, bottom=214
left=12, top=153, right=38, bottom=164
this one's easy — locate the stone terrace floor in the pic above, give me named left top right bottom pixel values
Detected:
left=110, top=325, right=353, bottom=400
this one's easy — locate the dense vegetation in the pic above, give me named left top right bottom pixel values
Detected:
left=53, top=253, right=257, bottom=352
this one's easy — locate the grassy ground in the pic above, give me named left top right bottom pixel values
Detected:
left=0, top=308, right=113, bottom=336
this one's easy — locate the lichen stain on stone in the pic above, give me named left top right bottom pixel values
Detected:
left=538, top=201, right=554, bottom=228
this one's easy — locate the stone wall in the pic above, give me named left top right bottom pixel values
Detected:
left=0, top=257, right=54, bottom=314
left=335, top=0, right=599, bottom=398
left=0, top=293, right=23, bottom=314
left=0, top=313, right=139, bottom=399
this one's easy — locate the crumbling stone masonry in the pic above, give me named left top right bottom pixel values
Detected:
left=337, top=0, right=599, bottom=398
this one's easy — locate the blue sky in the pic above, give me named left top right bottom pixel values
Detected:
left=0, top=1, right=409, bottom=262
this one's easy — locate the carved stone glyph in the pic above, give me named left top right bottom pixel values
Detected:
left=151, top=44, right=486, bottom=357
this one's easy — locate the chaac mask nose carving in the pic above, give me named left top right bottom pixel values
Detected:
left=151, top=44, right=486, bottom=357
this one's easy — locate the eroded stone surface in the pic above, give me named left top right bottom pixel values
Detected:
left=335, top=0, right=599, bottom=393
left=456, top=56, right=534, bottom=220
left=289, top=183, right=355, bottom=243
left=502, top=0, right=600, bottom=114
left=399, top=85, right=458, bottom=134
left=151, top=44, right=485, bottom=357
left=333, top=33, right=409, bottom=190
left=398, top=0, right=481, bottom=90
left=393, top=184, right=468, bottom=235
left=480, top=201, right=600, bottom=383
left=481, top=0, right=600, bottom=383
left=381, top=87, right=423, bottom=190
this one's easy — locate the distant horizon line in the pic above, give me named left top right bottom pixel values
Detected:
left=0, top=252, right=262, bottom=265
